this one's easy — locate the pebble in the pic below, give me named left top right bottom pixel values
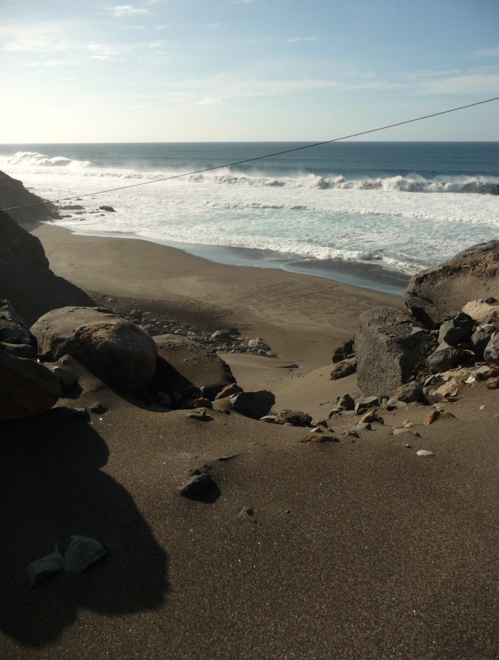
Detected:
left=416, top=450, right=435, bottom=457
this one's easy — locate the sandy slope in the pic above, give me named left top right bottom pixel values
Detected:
left=1, top=224, right=497, bottom=659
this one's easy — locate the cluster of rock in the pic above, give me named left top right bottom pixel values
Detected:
left=0, top=300, right=279, bottom=422
left=329, top=241, right=499, bottom=409
left=101, top=305, right=276, bottom=356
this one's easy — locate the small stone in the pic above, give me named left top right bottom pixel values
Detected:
left=404, top=443, right=412, bottom=448
left=384, top=397, right=407, bottom=411
left=424, top=410, right=440, bottom=425
left=342, top=429, right=359, bottom=438
left=352, top=422, right=371, bottom=432
left=215, top=383, right=243, bottom=400
left=487, top=377, right=499, bottom=390
left=238, top=507, right=257, bottom=523
left=188, top=408, right=213, bottom=421
left=417, top=450, right=435, bottom=457
left=275, top=409, right=313, bottom=427
left=392, top=427, right=412, bottom=436
left=260, top=415, right=277, bottom=423
left=360, top=410, right=384, bottom=425
left=301, top=434, right=340, bottom=443
left=193, top=397, right=213, bottom=409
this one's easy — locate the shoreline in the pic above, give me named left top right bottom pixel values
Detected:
left=29, top=222, right=405, bottom=369
left=42, top=222, right=412, bottom=297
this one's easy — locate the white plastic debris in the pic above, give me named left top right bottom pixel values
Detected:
left=64, top=536, right=106, bottom=575
left=27, top=545, right=65, bottom=588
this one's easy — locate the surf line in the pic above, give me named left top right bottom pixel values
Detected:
left=2, top=95, right=499, bottom=214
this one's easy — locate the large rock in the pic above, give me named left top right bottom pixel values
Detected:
left=152, top=335, right=236, bottom=402
left=0, top=209, right=94, bottom=325
left=355, top=308, right=436, bottom=398
left=230, top=391, right=275, bottom=419
left=0, top=299, right=37, bottom=358
left=427, top=342, right=469, bottom=373
left=484, top=333, right=499, bottom=366
left=31, top=307, right=157, bottom=397
left=0, top=352, right=62, bottom=421
left=0, top=169, right=59, bottom=225
left=330, top=357, right=357, bottom=380
left=403, top=241, right=499, bottom=328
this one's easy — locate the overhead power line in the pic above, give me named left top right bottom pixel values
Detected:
left=1, top=95, right=499, bottom=214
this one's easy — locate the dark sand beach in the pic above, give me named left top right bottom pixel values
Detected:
left=1, top=224, right=498, bottom=659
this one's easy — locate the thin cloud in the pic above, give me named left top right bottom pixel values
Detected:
left=109, top=6, right=149, bottom=17
left=121, top=25, right=146, bottom=30
left=207, top=23, right=222, bottom=30
left=198, top=97, right=223, bottom=105
left=0, top=24, right=71, bottom=52
left=156, top=25, right=170, bottom=30
left=288, top=37, right=319, bottom=43
left=420, top=72, right=499, bottom=94
left=473, top=46, right=499, bottom=58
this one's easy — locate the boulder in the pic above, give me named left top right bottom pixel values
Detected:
left=152, top=335, right=236, bottom=402
left=427, top=342, right=469, bottom=374
left=31, top=307, right=157, bottom=397
left=330, top=357, right=357, bottom=380
left=0, top=352, right=62, bottom=421
left=355, top=308, right=436, bottom=398
left=404, top=241, right=499, bottom=328
left=470, top=330, right=491, bottom=359
left=229, top=391, right=275, bottom=419
left=462, top=299, right=499, bottom=322
left=0, top=299, right=37, bottom=358
left=438, top=315, right=473, bottom=346
left=484, top=333, right=499, bottom=366
left=394, top=381, right=426, bottom=404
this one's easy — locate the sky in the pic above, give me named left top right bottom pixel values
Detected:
left=1, top=0, right=499, bottom=143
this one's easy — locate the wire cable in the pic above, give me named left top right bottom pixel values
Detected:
left=1, top=95, right=498, bottom=213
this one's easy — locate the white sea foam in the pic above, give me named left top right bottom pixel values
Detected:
left=1, top=148, right=498, bottom=276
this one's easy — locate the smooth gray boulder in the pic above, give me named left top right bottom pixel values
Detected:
left=31, top=307, right=157, bottom=397
left=355, top=308, right=436, bottom=398
left=0, top=352, right=62, bottom=421
left=404, top=241, right=499, bottom=328
left=230, top=390, right=276, bottom=419
left=484, top=332, right=499, bottom=366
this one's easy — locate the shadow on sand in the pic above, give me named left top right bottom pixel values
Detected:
left=0, top=413, right=169, bottom=648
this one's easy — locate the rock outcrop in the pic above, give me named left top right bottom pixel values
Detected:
left=0, top=169, right=59, bottom=225
left=0, top=210, right=94, bottom=325
left=31, top=307, right=158, bottom=397
left=404, top=241, right=499, bottom=328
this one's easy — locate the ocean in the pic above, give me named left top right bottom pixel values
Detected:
left=0, top=142, right=498, bottom=296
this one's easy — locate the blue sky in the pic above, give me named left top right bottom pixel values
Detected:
left=1, top=0, right=499, bottom=142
